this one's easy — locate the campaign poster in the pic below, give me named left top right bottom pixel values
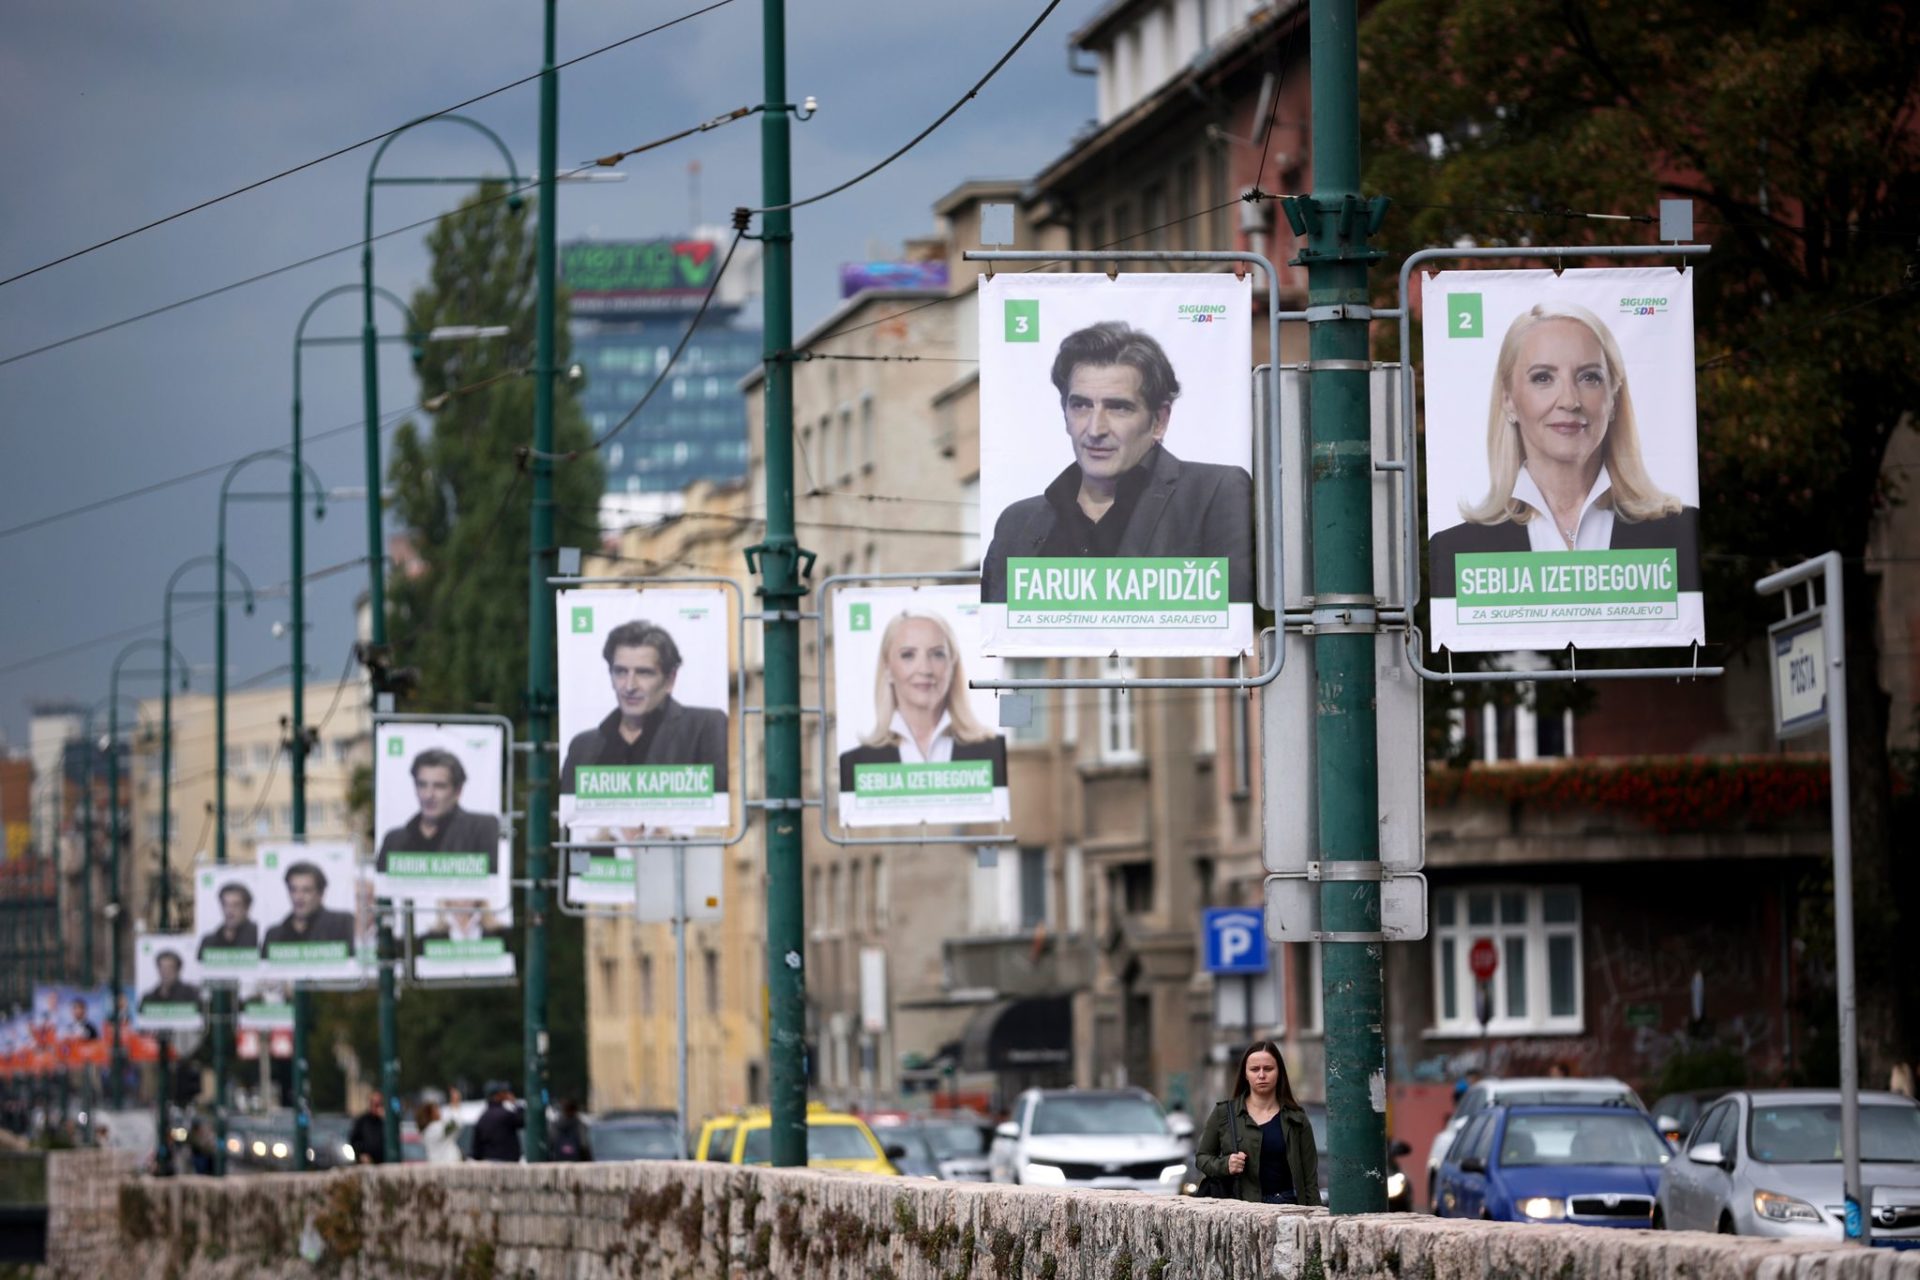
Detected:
left=132, top=932, right=203, bottom=1032
left=193, top=862, right=263, bottom=984
left=1422, top=268, right=1703, bottom=653
left=237, top=979, right=293, bottom=1032
left=254, top=843, right=360, bottom=982
left=978, top=272, right=1255, bottom=657
left=833, top=584, right=1010, bottom=827
left=373, top=720, right=510, bottom=906
left=564, top=846, right=636, bottom=907
left=30, top=983, right=109, bottom=1045
left=556, top=587, right=732, bottom=833
left=411, top=900, right=516, bottom=981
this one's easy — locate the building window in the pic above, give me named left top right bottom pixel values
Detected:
left=871, top=855, right=887, bottom=930
left=969, top=847, right=1050, bottom=934
left=704, top=949, right=720, bottom=1016
left=1291, top=942, right=1324, bottom=1033
left=849, top=861, right=863, bottom=938
left=1019, top=847, right=1047, bottom=929
left=1229, top=688, right=1251, bottom=795
left=1099, top=657, right=1140, bottom=763
left=640, top=953, right=654, bottom=1017
left=1432, top=886, right=1582, bottom=1034
left=1195, top=686, right=1217, bottom=758
left=1065, top=845, right=1085, bottom=932
left=860, top=396, right=875, bottom=472
left=1116, top=861, right=1153, bottom=916
left=1008, top=660, right=1050, bottom=743
left=1060, top=659, right=1079, bottom=743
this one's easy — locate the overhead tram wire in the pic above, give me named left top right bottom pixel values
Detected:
left=743, top=0, right=1065, bottom=218
left=0, top=365, right=523, bottom=543
left=0, top=0, right=741, bottom=291
left=0, top=106, right=760, bottom=372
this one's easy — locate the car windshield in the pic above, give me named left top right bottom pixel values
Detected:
left=701, top=1122, right=736, bottom=1160
left=1498, top=1088, right=1639, bottom=1109
left=1749, top=1104, right=1920, bottom=1164
left=882, top=1127, right=938, bottom=1162
left=597, top=1125, right=680, bottom=1160
left=1499, top=1113, right=1669, bottom=1167
left=1029, top=1096, right=1167, bottom=1137
left=739, top=1123, right=881, bottom=1164
left=920, top=1121, right=987, bottom=1159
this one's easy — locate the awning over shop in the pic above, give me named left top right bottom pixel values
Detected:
left=957, top=995, right=1073, bottom=1073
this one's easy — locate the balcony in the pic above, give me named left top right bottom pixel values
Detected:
left=943, top=931, right=1092, bottom=999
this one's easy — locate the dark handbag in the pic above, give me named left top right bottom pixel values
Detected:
left=1195, top=1102, right=1242, bottom=1199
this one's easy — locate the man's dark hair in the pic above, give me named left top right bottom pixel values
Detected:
left=410, top=748, right=467, bottom=790
left=602, top=620, right=683, bottom=676
left=155, top=950, right=183, bottom=968
left=218, top=882, right=252, bottom=907
left=1049, top=321, right=1181, bottom=413
left=284, top=860, right=327, bottom=894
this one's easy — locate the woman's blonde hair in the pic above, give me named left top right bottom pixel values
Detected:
left=861, top=609, right=995, bottom=747
left=1460, top=301, right=1682, bottom=526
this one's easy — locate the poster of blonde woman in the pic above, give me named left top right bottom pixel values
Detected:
left=1423, top=268, right=1703, bottom=653
left=833, top=584, right=1009, bottom=827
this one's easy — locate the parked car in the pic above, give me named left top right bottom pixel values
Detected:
left=862, top=1111, right=994, bottom=1182
left=1386, top=1137, right=1416, bottom=1211
left=1425, top=1077, right=1645, bottom=1206
left=1649, top=1088, right=1731, bottom=1149
left=1434, top=1104, right=1672, bottom=1226
left=989, top=1088, right=1189, bottom=1194
left=726, top=1108, right=900, bottom=1176
left=593, top=1114, right=683, bottom=1161
left=694, top=1113, right=741, bottom=1161
left=1655, top=1089, right=1920, bottom=1246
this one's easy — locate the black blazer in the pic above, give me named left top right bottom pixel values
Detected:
left=558, top=697, right=729, bottom=795
left=981, top=446, right=1254, bottom=604
left=197, top=922, right=257, bottom=959
left=376, top=808, right=502, bottom=870
left=262, top=908, right=356, bottom=948
left=1428, top=507, right=1700, bottom=599
left=837, top=735, right=1009, bottom=793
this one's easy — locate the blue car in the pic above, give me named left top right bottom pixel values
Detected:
left=1434, top=1104, right=1673, bottom=1227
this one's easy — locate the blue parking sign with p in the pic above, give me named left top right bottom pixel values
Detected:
left=1202, top=908, right=1268, bottom=975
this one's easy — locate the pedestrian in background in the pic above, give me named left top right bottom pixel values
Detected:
left=1194, top=1039, right=1319, bottom=1205
left=471, top=1080, right=523, bottom=1163
left=416, top=1099, right=463, bottom=1164
left=551, top=1098, right=592, bottom=1162
left=349, top=1091, right=386, bottom=1165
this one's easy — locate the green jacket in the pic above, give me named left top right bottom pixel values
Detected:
left=1195, top=1098, right=1319, bottom=1204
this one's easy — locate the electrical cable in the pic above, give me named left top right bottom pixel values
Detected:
left=745, top=0, right=1065, bottom=217
left=0, top=366, right=521, bottom=543
left=0, top=0, right=740, bottom=291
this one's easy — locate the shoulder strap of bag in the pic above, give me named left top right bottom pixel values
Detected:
left=1226, top=1100, right=1240, bottom=1150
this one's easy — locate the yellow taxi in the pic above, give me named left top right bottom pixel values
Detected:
left=726, top=1106, right=900, bottom=1175
left=694, top=1112, right=746, bottom=1161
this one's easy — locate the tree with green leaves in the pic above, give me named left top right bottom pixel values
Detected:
left=1361, top=0, right=1919, bottom=1076
left=314, top=183, right=603, bottom=1108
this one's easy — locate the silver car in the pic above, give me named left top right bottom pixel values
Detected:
left=1655, top=1088, right=1920, bottom=1245
left=989, top=1088, right=1190, bottom=1194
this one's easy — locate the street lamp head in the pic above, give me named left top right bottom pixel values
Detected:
left=507, top=192, right=526, bottom=213
left=567, top=362, right=586, bottom=386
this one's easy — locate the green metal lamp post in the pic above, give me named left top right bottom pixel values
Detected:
left=361, top=115, right=520, bottom=1165
left=105, top=642, right=189, bottom=1111
left=214, top=448, right=321, bottom=1168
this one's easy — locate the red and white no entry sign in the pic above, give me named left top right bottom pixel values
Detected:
left=1469, top=937, right=1499, bottom=982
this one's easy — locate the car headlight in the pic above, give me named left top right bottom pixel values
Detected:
left=341, top=1143, right=355, bottom=1161
left=1518, top=1196, right=1565, bottom=1220
left=1387, top=1171, right=1408, bottom=1200
left=1159, top=1164, right=1188, bottom=1185
left=1753, top=1189, right=1823, bottom=1223
left=1020, top=1161, right=1066, bottom=1186
left=251, top=1140, right=267, bottom=1156
left=225, top=1137, right=241, bottom=1154
left=271, top=1141, right=288, bottom=1159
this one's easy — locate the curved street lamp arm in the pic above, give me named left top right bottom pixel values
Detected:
left=298, top=283, right=421, bottom=346
left=365, top=113, right=525, bottom=245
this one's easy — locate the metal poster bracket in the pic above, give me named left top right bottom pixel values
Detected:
left=960, top=248, right=1285, bottom=694
left=1393, top=242, right=1727, bottom=685
left=816, top=571, right=1011, bottom=849
left=542, top=574, right=752, bottom=851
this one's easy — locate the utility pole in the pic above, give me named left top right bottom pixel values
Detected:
left=1302, top=0, right=1388, bottom=1214
left=521, top=0, right=561, bottom=1163
left=753, top=0, right=809, bottom=1169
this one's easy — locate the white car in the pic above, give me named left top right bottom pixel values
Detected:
left=1425, top=1077, right=1645, bottom=1206
left=989, top=1088, right=1191, bottom=1194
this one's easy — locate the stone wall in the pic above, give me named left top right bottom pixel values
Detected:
left=45, top=1148, right=141, bottom=1277
left=49, top=1154, right=1920, bottom=1280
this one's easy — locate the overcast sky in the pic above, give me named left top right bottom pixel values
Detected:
left=0, top=0, right=1107, bottom=750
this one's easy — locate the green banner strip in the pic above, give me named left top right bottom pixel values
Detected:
left=575, top=763, right=714, bottom=799
left=1007, top=557, right=1229, bottom=611
left=852, top=761, right=993, bottom=797
left=265, top=941, right=350, bottom=963
left=422, top=939, right=506, bottom=960
left=1455, top=549, right=1679, bottom=606
left=383, top=852, right=492, bottom=877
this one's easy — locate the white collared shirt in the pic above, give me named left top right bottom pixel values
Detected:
left=890, top=710, right=956, bottom=764
left=1512, top=464, right=1616, bottom=553
left=443, top=914, right=485, bottom=942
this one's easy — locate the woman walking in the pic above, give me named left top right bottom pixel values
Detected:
left=1195, top=1039, right=1319, bottom=1205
